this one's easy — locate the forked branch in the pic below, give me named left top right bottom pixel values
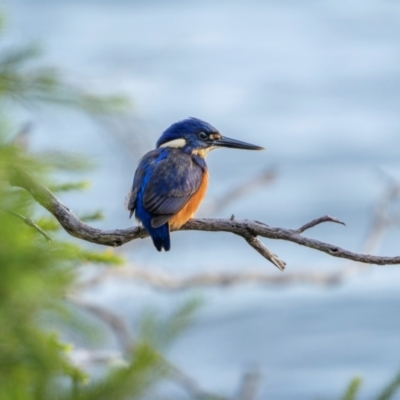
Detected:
left=9, top=169, right=400, bottom=270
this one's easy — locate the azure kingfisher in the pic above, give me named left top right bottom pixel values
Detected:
left=127, top=117, right=263, bottom=251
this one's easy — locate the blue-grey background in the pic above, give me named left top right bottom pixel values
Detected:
left=5, top=1, right=400, bottom=398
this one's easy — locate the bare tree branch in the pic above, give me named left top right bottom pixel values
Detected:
left=9, top=168, right=400, bottom=269
left=74, top=177, right=400, bottom=292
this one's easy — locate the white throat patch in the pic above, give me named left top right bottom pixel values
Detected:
left=192, top=146, right=218, bottom=158
left=159, top=138, right=187, bottom=148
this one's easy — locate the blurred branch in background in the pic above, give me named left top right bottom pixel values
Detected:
left=77, top=264, right=346, bottom=291
left=203, top=166, right=277, bottom=215
left=235, top=370, right=262, bottom=400
left=70, top=296, right=133, bottom=355
left=361, top=170, right=400, bottom=255
left=94, top=114, right=153, bottom=161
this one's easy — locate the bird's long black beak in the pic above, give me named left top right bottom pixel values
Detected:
left=214, top=136, right=264, bottom=150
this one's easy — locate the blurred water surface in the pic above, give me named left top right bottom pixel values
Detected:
left=6, top=0, right=400, bottom=398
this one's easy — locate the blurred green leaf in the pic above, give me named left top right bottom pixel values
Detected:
left=40, top=151, right=94, bottom=172
left=74, top=245, right=125, bottom=266
left=139, top=297, right=203, bottom=350
left=0, top=42, right=131, bottom=113
left=48, top=180, right=91, bottom=193
left=36, top=216, right=61, bottom=231
left=341, top=377, right=362, bottom=400
left=78, top=93, right=131, bottom=115
left=78, top=210, right=104, bottom=222
left=376, top=370, right=400, bottom=400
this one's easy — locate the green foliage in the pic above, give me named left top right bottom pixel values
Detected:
left=0, top=75, right=190, bottom=400
left=73, top=246, right=125, bottom=266
left=0, top=43, right=130, bottom=113
left=37, top=216, right=63, bottom=231
left=48, top=181, right=91, bottom=193
left=72, top=343, right=166, bottom=400
left=139, top=297, right=203, bottom=350
left=339, top=371, right=400, bottom=400
left=375, top=370, right=400, bottom=400
left=0, top=14, right=193, bottom=400
left=78, top=210, right=104, bottom=223
left=0, top=144, right=87, bottom=400
left=341, top=377, right=362, bottom=400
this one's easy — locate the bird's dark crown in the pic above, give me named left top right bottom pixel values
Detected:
left=156, top=117, right=220, bottom=150
left=156, top=117, right=264, bottom=156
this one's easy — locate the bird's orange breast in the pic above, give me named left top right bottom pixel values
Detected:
left=169, top=170, right=209, bottom=230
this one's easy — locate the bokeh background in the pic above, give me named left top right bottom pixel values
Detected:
left=5, top=0, right=400, bottom=398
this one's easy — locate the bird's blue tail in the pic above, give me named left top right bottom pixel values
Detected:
left=148, top=223, right=170, bottom=252
left=135, top=199, right=171, bottom=251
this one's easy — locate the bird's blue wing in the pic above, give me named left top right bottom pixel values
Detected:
left=127, top=151, right=159, bottom=218
left=143, top=150, right=204, bottom=228
left=127, top=175, right=141, bottom=218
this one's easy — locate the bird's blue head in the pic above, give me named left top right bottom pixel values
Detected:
left=156, top=117, right=263, bottom=157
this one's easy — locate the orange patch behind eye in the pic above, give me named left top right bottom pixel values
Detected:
left=169, top=170, right=209, bottom=230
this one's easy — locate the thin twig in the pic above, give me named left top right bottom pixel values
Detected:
left=297, top=215, right=346, bottom=234
left=243, top=234, right=286, bottom=270
left=1, top=208, right=52, bottom=242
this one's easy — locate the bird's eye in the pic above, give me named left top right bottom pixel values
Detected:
left=198, top=131, right=208, bottom=140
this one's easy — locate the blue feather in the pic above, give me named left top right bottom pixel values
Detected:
left=132, top=151, right=171, bottom=251
left=136, top=190, right=170, bottom=251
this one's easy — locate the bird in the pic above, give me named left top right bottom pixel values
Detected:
left=127, top=117, right=263, bottom=251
